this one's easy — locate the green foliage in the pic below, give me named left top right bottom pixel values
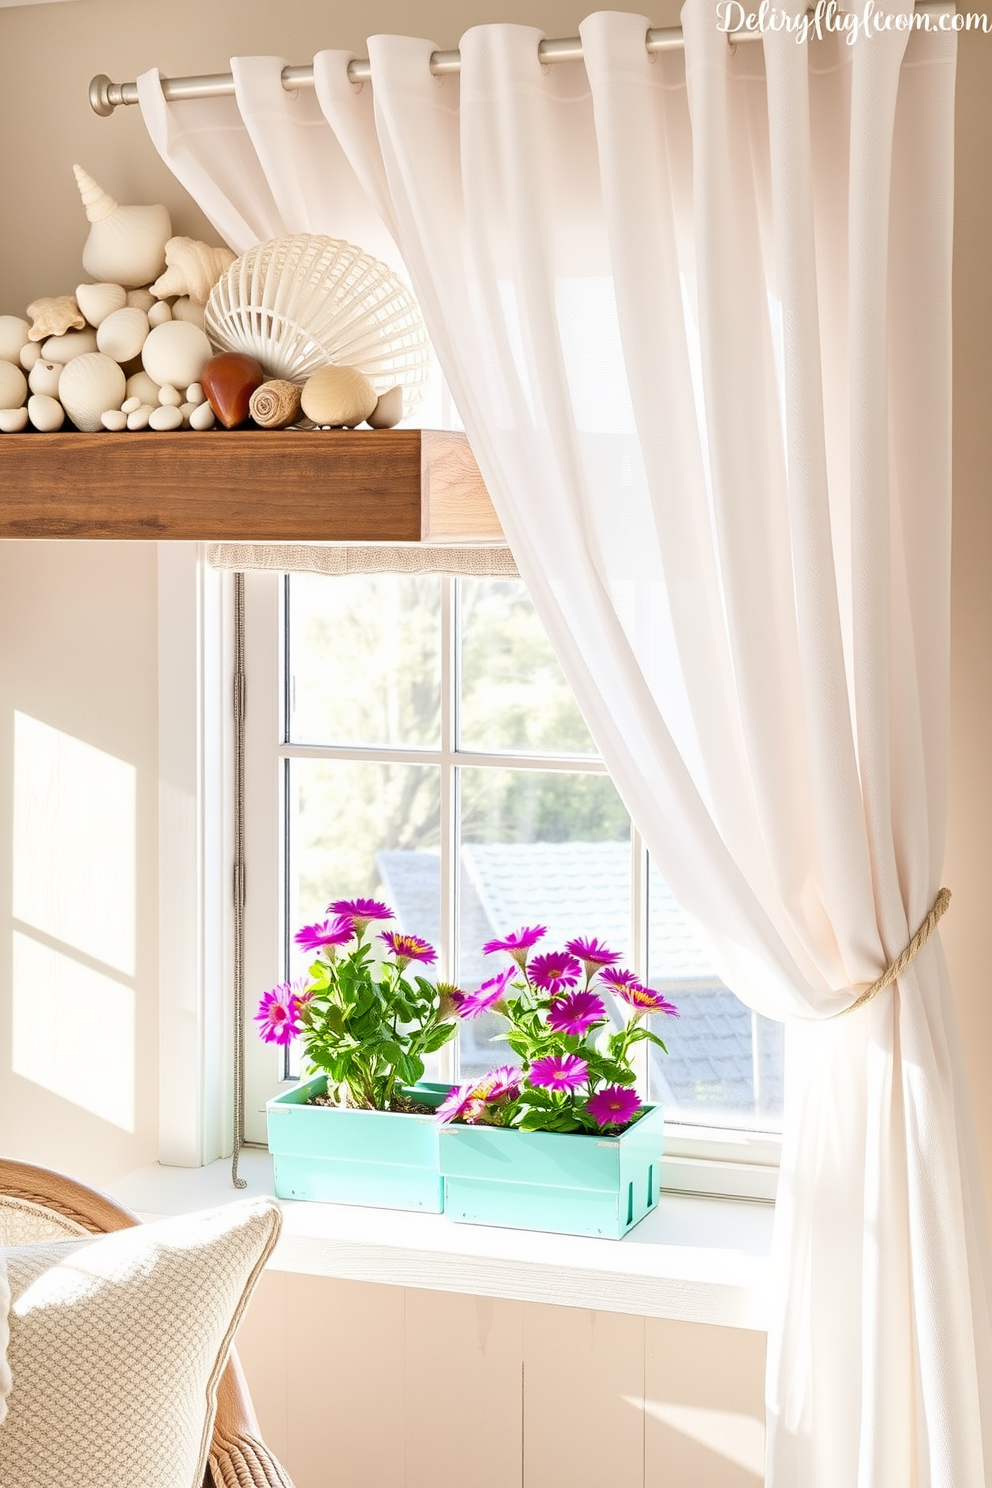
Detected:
left=298, top=931, right=457, bottom=1111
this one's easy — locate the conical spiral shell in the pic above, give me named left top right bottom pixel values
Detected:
left=73, top=164, right=117, bottom=223
left=204, top=235, right=430, bottom=418
left=73, top=163, right=173, bottom=289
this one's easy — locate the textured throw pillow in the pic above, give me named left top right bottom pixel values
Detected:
left=0, top=1197, right=281, bottom=1488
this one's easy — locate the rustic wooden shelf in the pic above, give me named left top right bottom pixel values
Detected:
left=0, top=427, right=502, bottom=543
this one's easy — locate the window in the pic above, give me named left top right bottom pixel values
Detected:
left=241, top=567, right=783, bottom=1182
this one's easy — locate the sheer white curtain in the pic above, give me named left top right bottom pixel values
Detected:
left=140, top=7, right=992, bottom=1481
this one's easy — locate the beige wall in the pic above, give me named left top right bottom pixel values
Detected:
left=0, top=539, right=159, bottom=1182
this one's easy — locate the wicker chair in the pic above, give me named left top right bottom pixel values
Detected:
left=0, top=1155, right=295, bottom=1488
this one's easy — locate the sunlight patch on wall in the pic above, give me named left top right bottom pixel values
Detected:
left=13, top=712, right=136, bottom=975
left=627, top=1395, right=764, bottom=1478
left=12, top=932, right=135, bottom=1130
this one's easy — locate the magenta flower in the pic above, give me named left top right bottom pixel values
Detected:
left=455, top=965, right=515, bottom=1018
left=565, top=936, right=622, bottom=970
left=546, top=989, right=607, bottom=1036
left=528, top=951, right=582, bottom=996
left=380, top=931, right=437, bottom=969
left=586, top=1085, right=642, bottom=1128
left=599, top=966, right=643, bottom=995
left=482, top=924, right=547, bottom=969
left=529, top=1053, right=589, bottom=1091
left=477, top=1064, right=522, bottom=1102
left=327, top=897, right=394, bottom=937
left=436, top=1080, right=487, bottom=1124
left=294, top=915, right=354, bottom=954
left=254, top=981, right=306, bottom=1044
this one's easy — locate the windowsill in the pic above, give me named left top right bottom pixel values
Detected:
left=107, top=1149, right=773, bottom=1332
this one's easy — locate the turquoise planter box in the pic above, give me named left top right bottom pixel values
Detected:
left=438, top=1104, right=665, bottom=1240
left=266, top=1076, right=449, bottom=1212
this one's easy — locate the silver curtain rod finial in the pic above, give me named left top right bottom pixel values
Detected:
left=88, top=74, right=116, bottom=118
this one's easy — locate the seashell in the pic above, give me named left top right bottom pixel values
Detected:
left=19, top=342, right=42, bottom=372
left=73, top=164, right=172, bottom=289
left=42, top=328, right=99, bottom=364
left=147, top=301, right=172, bottom=328
left=0, top=360, right=27, bottom=409
left=27, top=295, right=85, bottom=341
left=0, top=406, right=29, bottom=432
left=249, top=379, right=302, bottom=430
left=29, top=361, right=62, bottom=399
left=204, top=235, right=430, bottom=417
left=300, top=365, right=377, bottom=428
left=101, top=409, right=128, bottom=431
left=201, top=352, right=264, bottom=429
left=125, top=370, right=160, bottom=405
left=148, top=404, right=183, bottom=431
left=96, top=307, right=149, bottom=364
left=0, top=315, right=30, bottom=363
left=126, top=288, right=155, bottom=312
left=366, top=385, right=404, bottom=430
left=151, top=237, right=236, bottom=305
left=58, top=352, right=126, bottom=432
left=127, top=405, right=152, bottom=431
left=142, top=321, right=212, bottom=391
left=27, top=394, right=64, bottom=432
left=75, top=282, right=127, bottom=328
left=189, top=401, right=216, bottom=430
left=171, top=297, right=205, bottom=329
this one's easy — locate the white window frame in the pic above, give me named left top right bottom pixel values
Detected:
left=236, top=567, right=781, bottom=1199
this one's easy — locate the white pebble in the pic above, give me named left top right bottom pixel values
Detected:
left=188, top=401, right=215, bottom=430
left=149, top=403, right=183, bottom=431
left=101, top=409, right=128, bottom=431
left=28, top=360, right=62, bottom=399
left=147, top=300, right=172, bottom=327
left=179, top=401, right=198, bottom=420
left=185, top=383, right=203, bottom=405
left=0, top=406, right=28, bottom=432
left=19, top=342, right=42, bottom=372
left=126, top=405, right=152, bottom=431
left=121, top=395, right=142, bottom=414
left=157, top=384, right=182, bottom=407
left=27, top=393, right=65, bottom=432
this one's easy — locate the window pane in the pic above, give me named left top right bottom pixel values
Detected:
left=288, top=759, right=441, bottom=969
left=645, top=860, right=784, bottom=1131
left=458, top=577, right=596, bottom=756
left=456, top=766, right=630, bottom=1078
left=288, top=573, right=441, bottom=748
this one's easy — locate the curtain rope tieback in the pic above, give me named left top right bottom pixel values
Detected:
left=833, top=886, right=952, bottom=1018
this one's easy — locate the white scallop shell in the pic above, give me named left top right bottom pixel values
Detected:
left=97, top=307, right=150, bottom=364
left=76, top=282, right=127, bottom=328
left=204, top=235, right=430, bottom=418
left=58, top=352, right=126, bottom=432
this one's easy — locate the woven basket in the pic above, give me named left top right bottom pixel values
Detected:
left=204, top=235, right=431, bottom=416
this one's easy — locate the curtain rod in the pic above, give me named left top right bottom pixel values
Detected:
left=88, top=2, right=955, bottom=116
